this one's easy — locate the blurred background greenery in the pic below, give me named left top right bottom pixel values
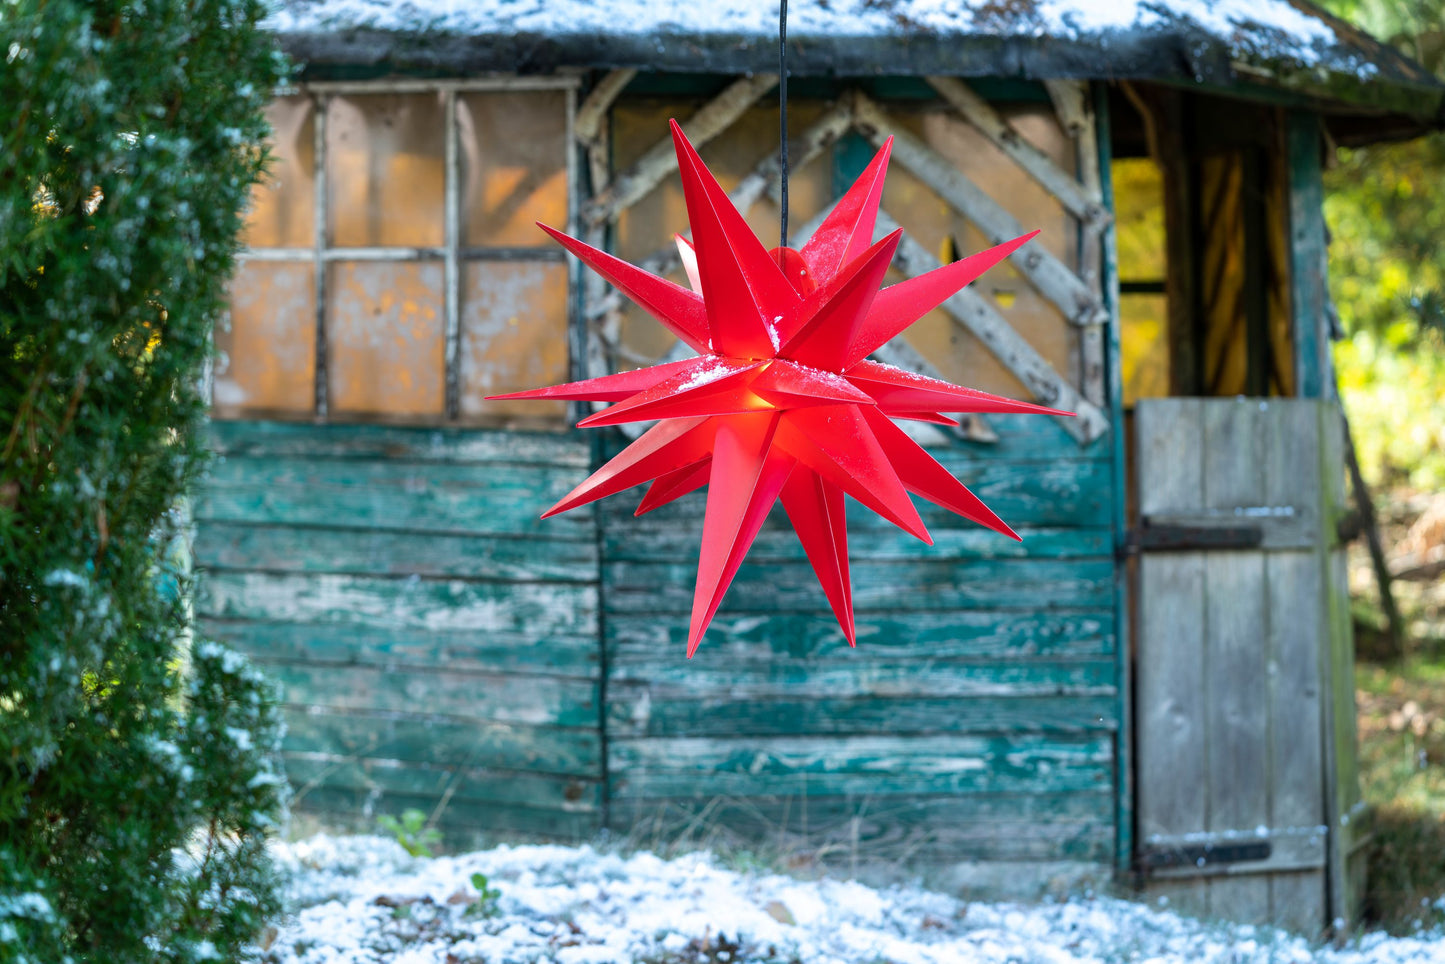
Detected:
left=1320, top=0, right=1445, bottom=933
left=1324, top=1, right=1445, bottom=493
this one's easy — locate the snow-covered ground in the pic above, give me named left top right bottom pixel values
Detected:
left=262, top=835, right=1445, bottom=964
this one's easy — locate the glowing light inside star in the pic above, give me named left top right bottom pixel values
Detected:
left=490, top=121, right=1071, bottom=657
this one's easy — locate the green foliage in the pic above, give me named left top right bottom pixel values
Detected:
left=0, top=1, right=288, bottom=961
left=1317, top=0, right=1445, bottom=489
left=465, top=872, right=502, bottom=919
left=376, top=810, right=443, bottom=859
left=1334, top=329, right=1445, bottom=490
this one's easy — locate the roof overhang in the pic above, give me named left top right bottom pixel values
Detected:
left=269, top=1, right=1445, bottom=142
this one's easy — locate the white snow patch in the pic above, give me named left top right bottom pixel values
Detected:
left=256, top=834, right=1445, bottom=964
left=263, top=0, right=1347, bottom=67
left=677, top=359, right=749, bottom=392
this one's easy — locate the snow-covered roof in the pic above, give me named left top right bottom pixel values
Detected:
left=267, top=0, right=1444, bottom=123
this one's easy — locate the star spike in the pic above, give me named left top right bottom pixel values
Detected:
left=541, top=417, right=716, bottom=518
left=636, top=460, right=711, bottom=516
left=843, top=231, right=1040, bottom=367
left=670, top=120, right=798, bottom=357
left=779, top=470, right=855, bottom=645
left=492, top=117, right=1061, bottom=656
left=800, top=136, right=893, bottom=280
left=537, top=223, right=711, bottom=354
left=688, top=413, right=795, bottom=656
left=488, top=356, right=706, bottom=403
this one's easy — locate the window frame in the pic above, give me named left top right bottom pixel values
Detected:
left=231, top=76, right=581, bottom=423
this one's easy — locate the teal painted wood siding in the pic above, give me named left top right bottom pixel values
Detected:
left=194, top=414, right=1120, bottom=869
left=195, top=421, right=603, bottom=840
left=601, top=414, right=1119, bottom=868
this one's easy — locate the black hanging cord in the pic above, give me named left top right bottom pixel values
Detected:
left=778, top=0, right=789, bottom=250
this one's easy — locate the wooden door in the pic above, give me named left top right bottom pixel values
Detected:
left=1133, top=397, right=1362, bottom=934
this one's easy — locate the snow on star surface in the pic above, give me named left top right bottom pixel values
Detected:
left=260, top=834, right=1445, bottom=964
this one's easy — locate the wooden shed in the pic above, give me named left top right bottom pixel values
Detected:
left=196, top=0, right=1445, bottom=934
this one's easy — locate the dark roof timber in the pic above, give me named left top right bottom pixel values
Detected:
left=270, top=0, right=1445, bottom=139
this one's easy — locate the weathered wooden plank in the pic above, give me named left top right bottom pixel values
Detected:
left=876, top=210, right=1110, bottom=445
left=609, top=733, right=1112, bottom=799
left=605, top=524, right=1109, bottom=564
left=582, top=73, right=778, bottom=225
left=609, top=658, right=1115, bottom=700
left=575, top=69, right=635, bottom=143
left=1267, top=552, right=1324, bottom=834
left=203, top=453, right=586, bottom=511
left=207, top=419, right=588, bottom=467
left=283, top=709, right=602, bottom=777
left=287, top=755, right=601, bottom=813
left=925, top=76, right=1106, bottom=226
left=204, top=618, right=599, bottom=677
left=1203, top=550, right=1271, bottom=922
left=600, top=455, right=1113, bottom=531
left=607, top=692, right=1118, bottom=739
left=288, top=757, right=600, bottom=814
left=594, top=411, right=1105, bottom=464
left=611, top=791, right=1115, bottom=863
left=199, top=455, right=590, bottom=537
left=297, top=786, right=599, bottom=841
left=196, top=522, right=597, bottom=582
left=1136, top=552, right=1207, bottom=841
left=197, top=571, right=597, bottom=636
left=1136, top=399, right=1204, bottom=517
left=266, top=662, right=599, bottom=728
left=1136, top=396, right=1208, bottom=860
left=853, top=93, right=1108, bottom=328
left=608, top=609, right=1115, bottom=660
left=603, top=558, right=1114, bottom=614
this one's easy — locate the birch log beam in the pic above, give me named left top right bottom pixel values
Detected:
left=853, top=92, right=1108, bottom=329
left=590, top=100, right=855, bottom=320
left=582, top=73, right=778, bottom=227
left=876, top=210, right=1110, bottom=445
left=926, top=76, right=1108, bottom=229
left=576, top=68, right=636, bottom=195
left=1043, top=78, right=1109, bottom=408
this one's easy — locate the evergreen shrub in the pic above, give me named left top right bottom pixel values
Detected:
left=0, top=1, right=289, bottom=960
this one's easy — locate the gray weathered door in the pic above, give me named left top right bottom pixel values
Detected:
left=1133, top=397, right=1363, bottom=934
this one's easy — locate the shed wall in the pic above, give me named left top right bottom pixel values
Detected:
left=601, top=414, right=1120, bottom=874
left=196, top=420, right=604, bottom=839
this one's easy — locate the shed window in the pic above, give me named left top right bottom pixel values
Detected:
left=214, top=82, right=576, bottom=426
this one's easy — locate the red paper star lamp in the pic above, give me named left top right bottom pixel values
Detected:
left=491, top=122, right=1071, bottom=656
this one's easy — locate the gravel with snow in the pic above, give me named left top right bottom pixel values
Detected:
left=260, top=835, right=1445, bottom=964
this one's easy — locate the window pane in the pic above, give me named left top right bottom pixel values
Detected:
left=1120, top=292, right=1169, bottom=406
left=242, top=96, right=315, bottom=248
left=458, top=261, right=569, bottom=421
left=327, top=261, right=445, bottom=417
left=460, top=91, right=568, bottom=248
left=327, top=94, right=445, bottom=248
left=1112, top=157, right=1166, bottom=284
left=214, top=262, right=316, bottom=416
